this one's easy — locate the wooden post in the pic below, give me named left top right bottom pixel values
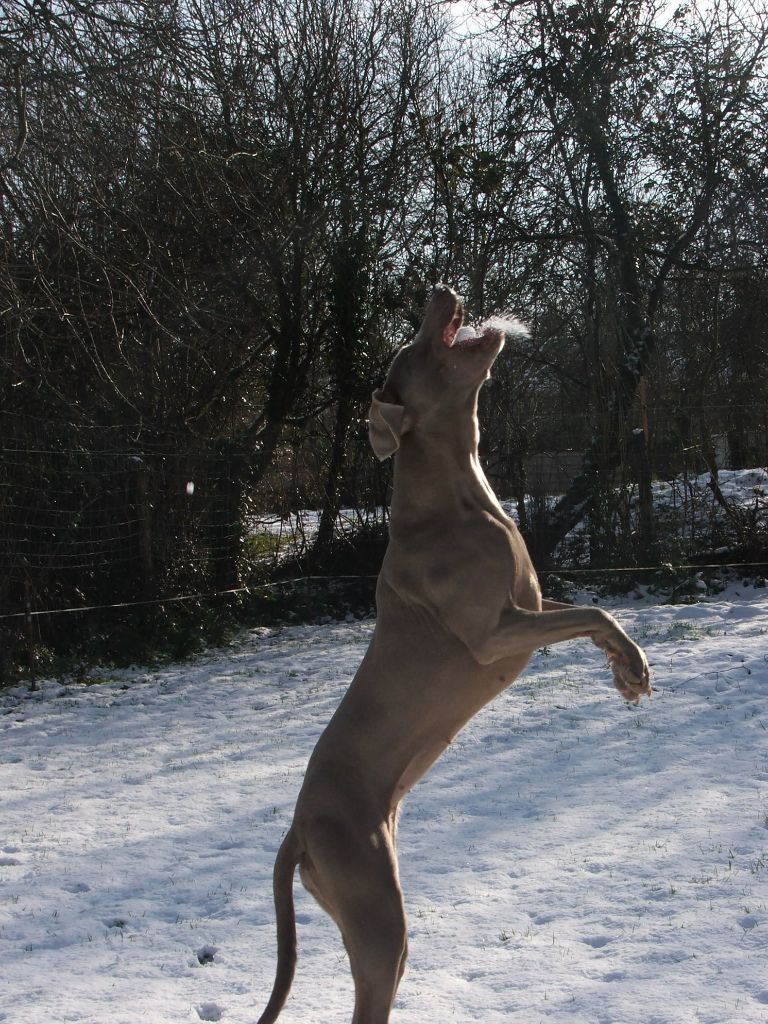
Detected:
left=23, top=576, right=36, bottom=692
left=133, top=457, right=154, bottom=601
left=637, top=376, right=655, bottom=559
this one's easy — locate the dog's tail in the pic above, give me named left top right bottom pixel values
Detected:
left=257, top=827, right=300, bottom=1024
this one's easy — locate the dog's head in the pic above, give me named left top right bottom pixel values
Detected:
left=368, top=285, right=527, bottom=460
left=417, top=284, right=506, bottom=364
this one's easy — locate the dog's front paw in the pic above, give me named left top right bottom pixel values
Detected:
left=604, top=640, right=651, bottom=703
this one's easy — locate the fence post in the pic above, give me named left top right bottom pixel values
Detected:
left=23, top=576, right=37, bottom=692
left=211, top=444, right=244, bottom=593
left=132, top=457, right=154, bottom=601
left=636, top=376, right=655, bottom=559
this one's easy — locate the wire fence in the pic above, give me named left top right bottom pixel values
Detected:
left=1, top=408, right=767, bottom=680
left=2, top=422, right=765, bottom=613
left=0, top=412, right=391, bottom=670
left=0, top=422, right=230, bottom=679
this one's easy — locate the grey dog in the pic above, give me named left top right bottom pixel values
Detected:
left=257, top=285, right=651, bottom=1024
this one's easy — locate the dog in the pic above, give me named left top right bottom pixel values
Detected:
left=257, top=285, right=651, bottom=1024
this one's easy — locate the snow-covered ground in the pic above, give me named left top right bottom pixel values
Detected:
left=2, top=587, right=767, bottom=1023
left=251, top=468, right=768, bottom=567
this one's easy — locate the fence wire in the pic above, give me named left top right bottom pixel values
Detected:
left=1, top=411, right=767, bottom=631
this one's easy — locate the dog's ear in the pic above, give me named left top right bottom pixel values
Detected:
left=368, top=389, right=409, bottom=460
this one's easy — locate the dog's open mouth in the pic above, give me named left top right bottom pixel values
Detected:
left=443, top=313, right=529, bottom=351
left=451, top=326, right=486, bottom=349
left=452, top=316, right=530, bottom=349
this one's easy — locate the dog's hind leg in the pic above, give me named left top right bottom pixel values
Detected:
left=301, top=814, right=408, bottom=1024
left=345, top=889, right=408, bottom=1024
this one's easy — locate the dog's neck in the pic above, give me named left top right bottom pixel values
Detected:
left=389, top=393, right=503, bottom=526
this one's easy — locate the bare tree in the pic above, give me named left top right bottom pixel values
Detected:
left=487, top=0, right=768, bottom=564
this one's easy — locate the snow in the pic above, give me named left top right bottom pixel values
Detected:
left=651, top=468, right=768, bottom=527
left=2, top=589, right=768, bottom=1023
left=251, top=468, right=768, bottom=570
